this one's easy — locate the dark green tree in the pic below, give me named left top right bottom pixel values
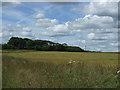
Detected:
left=2, top=37, right=85, bottom=52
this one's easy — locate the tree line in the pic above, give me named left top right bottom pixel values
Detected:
left=2, top=37, right=85, bottom=52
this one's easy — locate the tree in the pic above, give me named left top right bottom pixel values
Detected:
left=2, top=37, right=85, bottom=52
left=62, top=43, right=67, bottom=46
left=7, top=37, right=26, bottom=49
left=54, top=44, right=66, bottom=51
left=2, top=44, right=14, bottom=49
left=26, top=40, right=34, bottom=49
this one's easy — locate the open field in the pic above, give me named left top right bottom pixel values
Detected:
left=2, top=50, right=120, bottom=88
left=2, top=50, right=119, bottom=65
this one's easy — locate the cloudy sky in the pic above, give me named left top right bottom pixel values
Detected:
left=1, top=1, right=119, bottom=52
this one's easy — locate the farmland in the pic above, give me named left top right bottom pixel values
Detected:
left=2, top=50, right=120, bottom=88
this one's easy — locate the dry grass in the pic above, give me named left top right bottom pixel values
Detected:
left=2, top=50, right=118, bottom=65
left=2, top=55, right=119, bottom=88
left=2, top=50, right=120, bottom=88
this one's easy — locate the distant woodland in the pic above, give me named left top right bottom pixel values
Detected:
left=2, top=37, right=85, bottom=52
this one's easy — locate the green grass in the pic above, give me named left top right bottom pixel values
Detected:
left=2, top=50, right=120, bottom=88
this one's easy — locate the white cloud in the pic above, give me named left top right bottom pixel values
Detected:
left=34, top=13, right=116, bottom=42
left=21, top=31, right=32, bottom=37
left=78, top=40, right=86, bottom=43
left=42, top=23, right=74, bottom=37
left=98, top=45, right=106, bottom=48
left=0, top=33, right=2, bottom=38
left=2, top=31, right=13, bottom=43
left=100, top=28, right=118, bottom=33
left=35, top=18, right=58, bottom=27
left=16, top=24, right=22, bottom=28
left=33, top=13, right=44, bottom=18
left=20, top=26, right=34, bottom=38
left=51, top=19, right=58, bottom=24
left=34, top=15, right=76, bottom=37
left=91, top=39, right=105, bottom=43
left=33, top=8, right=116, bottom=39
left=110, top=42, right=120, bottom=47
left=2, top=24, right=35, bottom=43
left=87, top=33, right=95, bottom=39
left=22, top=27, right=31, bottom=32
left=82, top=2, right=118, bottom=18
left=96, top=48, right=101, bottom=51
left=110, top=43, right=117, bottom=46
left=70, top=15, right=115, bottom=30
left=50, top=24, right=68, bottom=32
left=94, top=32, right=116, bottom=39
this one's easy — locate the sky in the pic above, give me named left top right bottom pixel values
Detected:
left=1, top=1, right=119, bottom=52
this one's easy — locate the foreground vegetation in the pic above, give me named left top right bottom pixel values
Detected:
left=2, top=50, right=120, bottom=88
left=3, top=55, right=119, bottom=88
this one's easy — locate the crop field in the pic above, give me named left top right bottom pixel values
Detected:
left=2, top=50, right=120, bottom=88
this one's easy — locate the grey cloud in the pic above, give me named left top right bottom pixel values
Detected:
left=49, top=2, right=80, bottom=5
left=1, top=1, right=21, bottom=7
left=92, top=38, right=107, bottom=41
